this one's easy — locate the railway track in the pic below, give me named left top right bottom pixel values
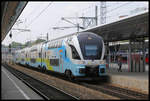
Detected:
left=80, top=82, right=148, bottom=100
left=2, top=63, right=78, bottom=100
left=3, top=63, right=148, bottom=100
left=100, top=84, right=148, bottom=99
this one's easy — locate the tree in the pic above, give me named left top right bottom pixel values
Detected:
left=32, top=38, right=46, bottom=45
left=11, top=41, right=23, bottom=48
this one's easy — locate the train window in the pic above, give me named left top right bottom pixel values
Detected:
left=59, top=41, right=61, bottom=47
left=60, top=41, right=62, bottom=46
left=65, top=50, right=67, bottom=58
left=45, top=52, right=46, bottom=58
left=56, top=42, right=58, bottom=47
left=55, top=42, right=56, bottom=48
left=60, top=41, right=61, bottom=46
left=53, top=43, right=55, bottom=48
left=56, top=41, right=58, bottom=48
left=49, top=43, right=51, bottom=48
left=48, top=43, right=51, bottom=49
left=69, top=45, right=81, bottom=60
left=55, top=42, right=57, bottom=48
left=58, top=42, right=60, bottom=47
left=58, top=41, right=60, bottom=47
left=52, top=43, right=54, bottom=48
left=39, top=52, right=41, bottom=58
left=51, top=43, right=52, bottom=48
left=30, top=58, right=36, bottom=63
left=58, top=41, right=62, bottom=47
left=57, top=41, right=59, bottom=47
left=54, top=42, right=56, bottom=48
left=50, top=43, right=52, bottom=48
left=50, top=59, right=59, bottom=66
left=85, top=45, right=98, bottom=56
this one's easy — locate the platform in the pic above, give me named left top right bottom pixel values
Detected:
left=1, top=66, right=43, bottom=100
left=107, top=63, right=149, bottom=72
left=106, top=63, right=149, bottom=94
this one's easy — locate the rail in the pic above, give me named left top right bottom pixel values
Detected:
left=2, top=63, right=78, bottom=100
left=3, top=63, right=148, bottom=100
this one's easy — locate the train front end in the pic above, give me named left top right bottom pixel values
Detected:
left=68, top=32, right=106, bottom=78
left=77, top=32, right=106, bottom=77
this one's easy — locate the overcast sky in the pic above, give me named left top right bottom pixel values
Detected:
left=2, top=1, right=148, bottom=46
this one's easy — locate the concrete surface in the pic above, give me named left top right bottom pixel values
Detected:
left=1, top=66, right=43, bottom=100
left=106, top=64, right=149, bottom=94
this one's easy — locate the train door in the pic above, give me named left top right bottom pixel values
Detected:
left=59, top=49, right=64, bottom=73
left=40, top=47, right=42, bottom=67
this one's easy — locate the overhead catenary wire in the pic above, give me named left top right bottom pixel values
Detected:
left=25, top=4, right=42, bottom=20
left=54, top=2, right=131, bottom=29
left=106, top=2, right=131, bottom=14
left=54, top=3, right=98, bottom=29
left=28, top=2, right=53, bottom=27
left=96, top=2, right=131, bottom=18
left=72, top=2, right=132, bottom=27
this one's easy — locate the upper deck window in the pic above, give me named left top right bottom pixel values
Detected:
left=48, top=40, right=62, bottom=49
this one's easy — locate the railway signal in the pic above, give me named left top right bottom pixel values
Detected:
left=9, top=31, right=12, bottom=38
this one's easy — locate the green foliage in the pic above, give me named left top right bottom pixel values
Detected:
left=4, top=38, right=46, bottom=49
left=32, top=38, right=46, bottom=45
left=11, top=41, right=24, bottom=48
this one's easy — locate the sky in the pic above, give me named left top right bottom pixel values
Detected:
left=2, top=1, right=148, bottom=46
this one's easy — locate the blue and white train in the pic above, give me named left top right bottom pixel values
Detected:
left=14, top=32, right=106, bottom=79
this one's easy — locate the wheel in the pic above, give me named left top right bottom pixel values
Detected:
left=26, top=63, right=29, bottom=67
left=43, top=66, right=46, bottom=72
left=65, top=70, right=74, bottom=80
left=38, top=65, right=41, bottom=69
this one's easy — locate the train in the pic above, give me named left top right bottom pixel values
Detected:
left=14, top=32, right=106, bottom=80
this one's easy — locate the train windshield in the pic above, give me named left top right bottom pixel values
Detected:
left=85, top=45, right=98, bottom=56
left=78, top=32, right=103, bottom=60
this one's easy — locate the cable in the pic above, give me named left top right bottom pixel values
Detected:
left=52, top=2, right=132, bottom=33
left=28, top=2, right=53, bottom=27
left=106, top=2, right=131, bottom=14
left=25, top=4, right=42, bottom=20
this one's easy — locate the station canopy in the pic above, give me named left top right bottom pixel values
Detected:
left=82, top=12, right=149, bottom=42
left=1, top=1, right=27, bottom=41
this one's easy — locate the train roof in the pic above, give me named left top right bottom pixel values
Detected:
left=47, top=31, right=99, bottom=43
left=15, top=32, right=101, bottom=52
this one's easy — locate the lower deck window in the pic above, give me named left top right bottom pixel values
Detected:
left=50, top=59, right=59, bottom=66
left=30, top=58, right=36, bottom=63
left=21, top=58, right=24, bottom=61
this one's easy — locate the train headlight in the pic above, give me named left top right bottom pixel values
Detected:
left=99, top=60, right=105, bottom=64
left=79, top=68, right=85, bottom=74
left=79, top=61, right=85, bottom=64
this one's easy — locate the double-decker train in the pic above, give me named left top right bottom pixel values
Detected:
left=14, top=32, right=106, bottom=79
